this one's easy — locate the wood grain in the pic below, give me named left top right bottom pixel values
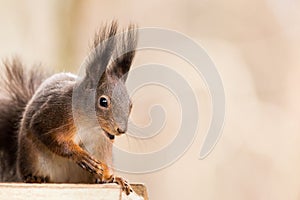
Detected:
left=0, top=183, right=148, bottom=200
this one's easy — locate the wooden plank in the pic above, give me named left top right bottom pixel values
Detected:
left=130, top=184, right=148, bottom=200
left=0, top=183, right=148, bottom=200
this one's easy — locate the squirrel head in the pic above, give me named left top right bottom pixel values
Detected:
left=81, top=21, right=137, bottom=139
left=96, top=74, right=132, bottom=138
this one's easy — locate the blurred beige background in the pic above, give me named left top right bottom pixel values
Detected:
left=1, top=0, right=300, bottom=199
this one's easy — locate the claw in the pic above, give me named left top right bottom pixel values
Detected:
left=113, top=176, right=132, bottom=195
left=77, top=156, right=104, bottom=177
left=24, top=174, right=49, bottom=183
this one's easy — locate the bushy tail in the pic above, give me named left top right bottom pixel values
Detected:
left=0, top=58, right=47, bottom=181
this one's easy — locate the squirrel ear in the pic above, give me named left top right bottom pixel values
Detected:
left=107, top=24, right=137, bottom=82
left=83, top=21, right=118, bottom=88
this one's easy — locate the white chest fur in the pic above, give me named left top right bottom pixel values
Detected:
left=36, top=127, right=112, bottom=183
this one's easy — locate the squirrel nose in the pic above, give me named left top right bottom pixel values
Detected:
left=116, top=127, right=126, bottom=134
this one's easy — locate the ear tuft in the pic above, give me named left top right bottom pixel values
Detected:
left=91, top=20, right=119, bottom=50
left=81, top=21, right=138, bottom=88
left=83, top=21, right=119, bottom=88
left=107, top=24, right=138, bottom=82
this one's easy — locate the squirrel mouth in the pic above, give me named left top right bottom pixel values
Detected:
left=104, top=131, right=115, bottom=140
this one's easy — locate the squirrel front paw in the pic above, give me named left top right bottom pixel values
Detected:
left=106, top=175, right=133, bottom=195
left=76, top=154, right=104, bottom=176
left=24, top=174, right=49, bottom=183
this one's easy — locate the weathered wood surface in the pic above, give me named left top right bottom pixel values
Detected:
left=0, top=183, right=148, bottom=200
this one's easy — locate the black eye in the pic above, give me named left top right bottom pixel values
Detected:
left=99, top=96, right=109, bottom=108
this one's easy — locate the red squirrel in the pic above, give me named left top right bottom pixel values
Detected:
left=0, top=21, right=137, bottom=195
